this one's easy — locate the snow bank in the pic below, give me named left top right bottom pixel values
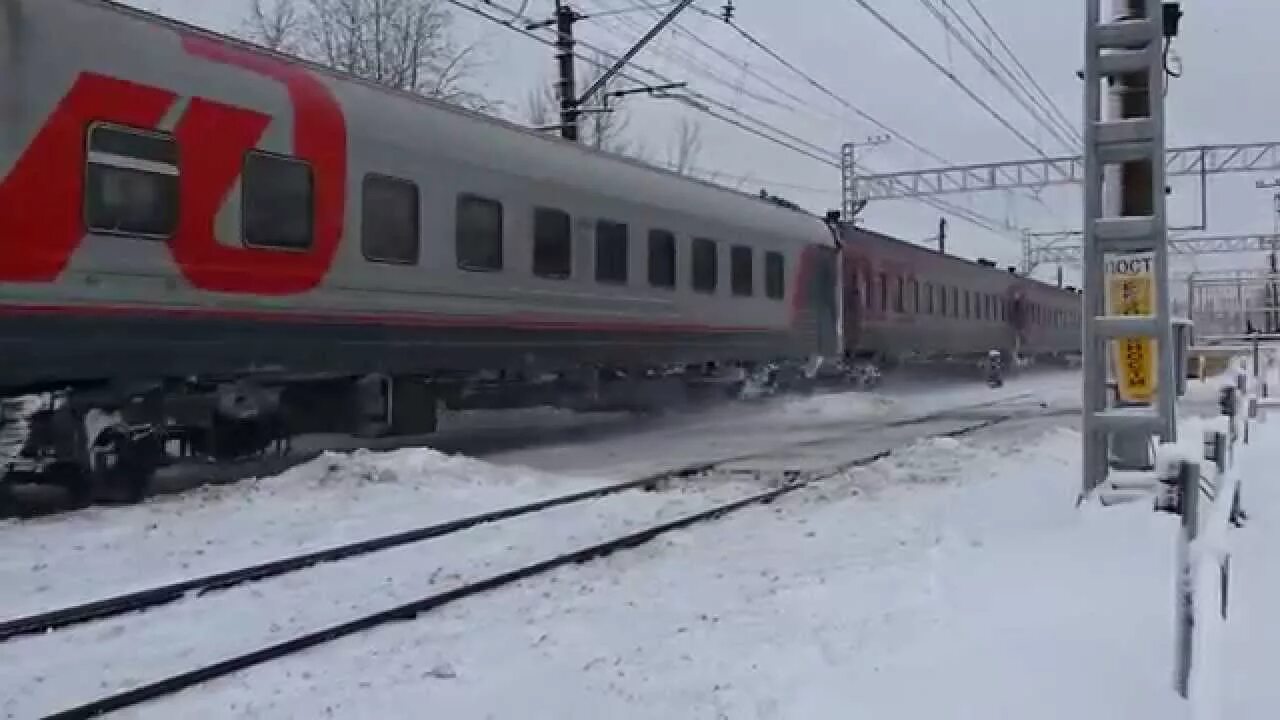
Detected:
left=0, top=446, right=610, bottom=618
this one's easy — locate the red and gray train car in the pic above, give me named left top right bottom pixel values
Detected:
left=0, top=0, right=1080, bottom=500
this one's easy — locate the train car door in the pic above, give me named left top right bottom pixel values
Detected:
left=843, top=263, right=863, bottom=355
left=810, top=247, right=840, bottom=356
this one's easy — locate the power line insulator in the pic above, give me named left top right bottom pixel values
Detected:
left=721, top=1, right=734, bottom=22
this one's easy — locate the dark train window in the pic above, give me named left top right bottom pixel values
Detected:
left=864, top=274, right=873, bottom=309
left=765, top=251, right=785, bottom=300
left=951, top=287, right=959, bottom=318
left=910, top=280, right=919, bottom=313
left=457, top=194, right=503, bottom=271
left=648, top=230, right=677, bottom=289
left=925, top=283, right=935, bottom=314
left=939, top=286, right=948, bottom=316
left=894, top=277, right=905, bottom=313
left=879, top=273, right=888, bottom=311
left=243, top=151, right=314, bottom=250
left=362, top=175, right=419, bottom=264
left=731, top=245, right=754, bottom=297
left=85, top=124, right=179, bottom=238
left=964, top=291, right=972, bottom=320
left=596, top=220, right=629, bottom=284
left=692, top=237, right=718, bottom=293
left=533, top=207, right=572, bottom=279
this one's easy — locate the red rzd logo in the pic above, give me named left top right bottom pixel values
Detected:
left=0, top=35, right=347, bottom=295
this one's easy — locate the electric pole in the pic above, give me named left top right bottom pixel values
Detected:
left=533, top=0, right=693, bottom=143
left=937, top=217, right=947, bottom=254
left=555, top=0, right=580, bottom=141
left=840, top=134, right=892, bottom=222
left=1081, top=0, right=1177, bottom=495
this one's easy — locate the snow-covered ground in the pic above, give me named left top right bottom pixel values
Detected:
left=5, top=367, right=1273, bottom=719
left=0, top=373, right=1080, bottom=719
left=88, top=389, right=1277, bottom=720
left=0, top=370, right=1078, bottom=619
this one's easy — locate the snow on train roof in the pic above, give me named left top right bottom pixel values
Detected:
left=95, top=0, right=836, bottom=250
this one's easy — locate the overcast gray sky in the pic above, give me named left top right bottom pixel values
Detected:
left=125, top=0, right=1280, bottom=285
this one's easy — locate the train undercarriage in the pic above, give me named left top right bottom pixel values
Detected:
left=0, top=356, right=877, bottom=510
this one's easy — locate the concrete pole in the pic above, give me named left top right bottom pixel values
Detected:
left=555, top=0, right=580, bottom=142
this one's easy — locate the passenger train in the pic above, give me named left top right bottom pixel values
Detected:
left=0, top=0, right=1081, bottom=502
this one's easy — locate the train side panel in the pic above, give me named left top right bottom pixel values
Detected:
left=0, top=0, right=836, bottom=392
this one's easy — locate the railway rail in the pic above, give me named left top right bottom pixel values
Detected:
left=0, top=392, right=1043, bottom=644
left=14, top=401, right=1066, bottom=720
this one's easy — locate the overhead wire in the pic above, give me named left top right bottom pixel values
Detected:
left=584, top=7, right=1021, bottom=234
left=686, top=2, right=955, bottom=167
left=845, top=0, right=1054, bottom=162
left=579, top=0, right=849, bottom=125
left=452, top=0, right=1018, bottom=236
left=959, top=0, right=1081, bottom=145
left=919, top=0, right=1079, bottom=151
left=678, top=0, right=1051, bottom=223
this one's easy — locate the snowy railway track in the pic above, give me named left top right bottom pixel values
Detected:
left=0, top=393, right=1043, bottom=645
left=28, top=410, right=1038, bottom=720
left=0, top=460, right=726, bottom=644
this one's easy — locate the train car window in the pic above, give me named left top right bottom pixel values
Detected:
left=863, top=274, right=873, bottom=309
left=879, top=273, right=888, bottom=311
left=361, top=175, right=419, bottom=264
left=595, top=220, right=629, bottom=284
left=456, top=194, right=504, bottom=271
left=925, top=283, right=935, bottom=314
left=731, top=245, right=754, bottom=297
left=910, top=280, right=920, bottom=314
left=85, top=123, right=179, bottom=238
left=950, top=287, right=959, bottom=317
left=243, top=151, right=314, bottom=251
left=648, top=230, right=677, bottom=289
left=765, top=251, right=785, bottom=300
left=894, top=277, right=905, bottom=313
left=533, top=207, right=573, bottom=279
left=939, top=286, right=948, bottom=316
left=692, top=238, right=718, bottom=293
left=963, top=291, right=971, bottom=319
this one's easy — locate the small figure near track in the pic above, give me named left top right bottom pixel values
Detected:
left=985, top=349, right=1005, bottom=388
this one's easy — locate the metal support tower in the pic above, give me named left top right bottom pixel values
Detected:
left=1081, top=0, right=1176, bottom=496
left=850, top=141, right=1280, bottom=200
left=1028, top=232, right=1280, bottom=266
left=840, top=135, right=890, bottom=222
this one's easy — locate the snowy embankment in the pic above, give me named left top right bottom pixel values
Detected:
left=85, top=386, right=1280, bottom=719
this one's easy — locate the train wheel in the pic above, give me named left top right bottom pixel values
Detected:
left=89, top=425, right=158, bottom=504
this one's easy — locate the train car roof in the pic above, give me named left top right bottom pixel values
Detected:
left=91, top=0, right=837, bottom=249
left=842, top=224, right=1081, bottom=297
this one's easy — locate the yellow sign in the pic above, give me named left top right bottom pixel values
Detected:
left=1105, top=253, right=1156, bottom=404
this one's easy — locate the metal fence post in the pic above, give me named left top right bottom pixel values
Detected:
left=1174, top=458, right=1199, bottom=699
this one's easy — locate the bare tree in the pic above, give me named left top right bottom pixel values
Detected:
left=240, top=0, right=490, bottom=110
left=244, top=0, right=299, bottom=52
left=666, top=117, right=702, bottom=175
left=578, top=53, right=631, bottom=153
left=525, top=80, right=556, bottom=128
